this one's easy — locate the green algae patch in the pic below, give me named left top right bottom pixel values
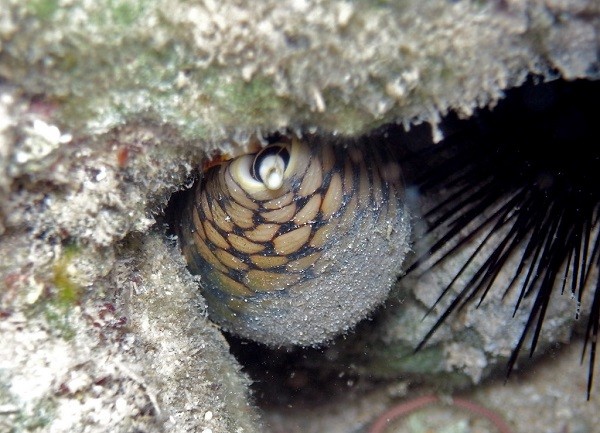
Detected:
left=201, top=72, right=285, bottom=129
left=52, top=245, right=82, bottom=308
left=109, top=0, right=149, bottom=26
left=355, top=342, right=446, bottom=377
left=26, top=0, right=60, bottom=20
left=23, top=245, right=84, bottom=340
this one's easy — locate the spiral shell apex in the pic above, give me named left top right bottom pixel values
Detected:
left=177, top=136, right=411, bottom=346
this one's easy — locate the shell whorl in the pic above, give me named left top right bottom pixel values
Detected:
left=178, top=136, right=410, bottom=346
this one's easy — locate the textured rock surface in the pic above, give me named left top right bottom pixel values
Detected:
left=0, top=0, right=599, bottom=432
left=1, top=0, right=598, bottom=142
left=263, top=342, right=600, bottom=433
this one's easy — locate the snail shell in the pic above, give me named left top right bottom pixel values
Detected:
left=177, top=136, right=410, bottom=346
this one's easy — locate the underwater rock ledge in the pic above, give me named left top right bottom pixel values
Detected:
left=0, top=0, right=599, bottom=432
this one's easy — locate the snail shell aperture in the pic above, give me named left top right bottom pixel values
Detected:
left=177, top=135, right=410, bottom=346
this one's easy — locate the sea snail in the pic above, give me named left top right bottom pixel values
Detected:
left=177, top=135, right=410, bottom=346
